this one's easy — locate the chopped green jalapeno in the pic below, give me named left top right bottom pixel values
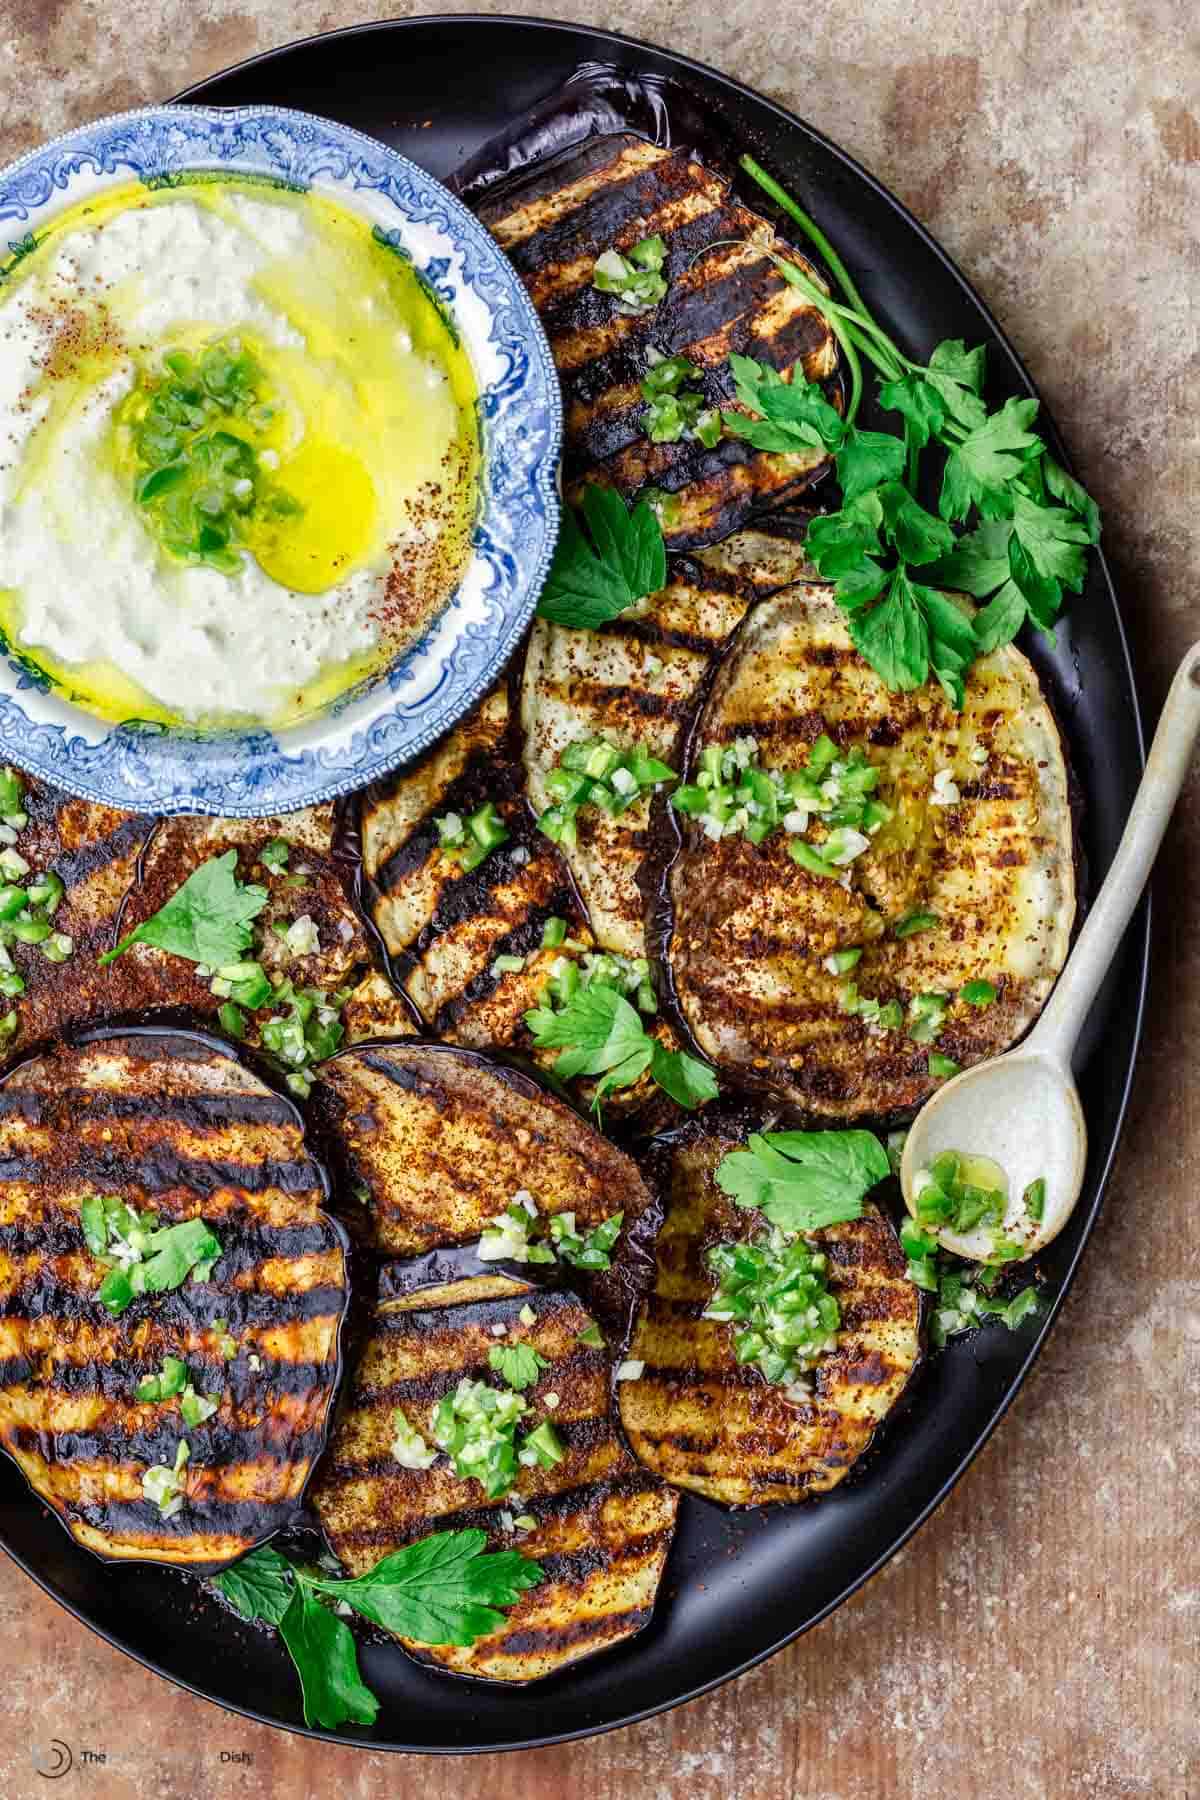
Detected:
left=676, top=732, right=887, bottom=871
left=703, top=1226, right=841, bottom=1388
left=592, top=238, right=669, bottom=314
left=961, top=978, right=998, bottom=1006
left=536, top=736, right=677, bottom=848
left=432, top=1377, right=528, bottom=1498
left=894, top=910, right=938, bottom=938
left=127, top=340, right=301, bottom=576
left=913, top=1150, right=1007, bottom=1236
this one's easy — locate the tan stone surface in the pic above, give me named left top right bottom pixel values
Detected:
left=0, top=3, right=1196, bottom=1796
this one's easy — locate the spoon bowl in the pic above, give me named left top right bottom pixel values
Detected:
left=899, top=1047, right=1086, bottom=1260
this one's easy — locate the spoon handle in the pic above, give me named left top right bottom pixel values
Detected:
left=1027, top=640, right=1200, bottom=1064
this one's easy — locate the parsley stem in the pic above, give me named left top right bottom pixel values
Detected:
left=739, top=154, right=871, bottom=319
left=764, top=253, right=906, bottom=390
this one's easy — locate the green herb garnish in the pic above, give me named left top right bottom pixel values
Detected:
left=1023, top=1176, right=1047, bottom=1222
left=536, top=735, right=677, bottom=849
left=135, top=1355, right=188, bottom=1402
left=536, top=485, right=666, bottom=631
left=714, top=1129, right=889, bottom=1233
left=84, top=1197, right=222, bottom=1317
left=640, top=352, right=720, bottom=446
left=434, top=801, right=510, bottom=872
left=591, top=236, right=669, bottom=314
left=524, top=981, right=717, bottom=1115
left=547, top=1208, right=624, bottom=1270
left=126, top=340, right=300, bottom=577
left=672, top=732, right=887, bottom=861
left=432, top=1378, right=528, bottom=1499
left=704, top=1226, right=840, bottom=1387
left=487, top=1343, right=549, bottom=1391
left=99, top=850, right=266, bottom=967
left=913, top=1149, right=1005, bottom=1236
left=213, top=1532, right=543, bottom=1730
left=722, top=157, right=1101, bottom=702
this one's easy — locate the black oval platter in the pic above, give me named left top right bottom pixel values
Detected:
left=0, top=13, right=1148, bottom=1755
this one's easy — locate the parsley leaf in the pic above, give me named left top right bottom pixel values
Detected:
left=649, top=1040, right=721, bottom=1109
left=99, top=850, right=267, bottom=967
left=939, top=397, right=1042, bottom=521
left=714, top=1128, right=889, bottom=1233
left=536, top=485, right=666, bottom=631
left=278, top=1587, right=379, bottom=1730
left=835, top=429, right=905, bottom=503
left=213, top=1531, right=543, bottom=1730
left=806, top=492, right=885, bottom=581
left=925, top=518, right=1013, bottom=596
left=877, top=371, right=945, bottom=448
left=488, top=1343, right=548, bottom=1390
left=922, top=338, right=988, bottom=430
left=843, top=566, right=972, bottom=703
left=304, top=1530, right=544, bottom=1647
left=212, top=1544, right=293, bottom=1625
left=525, top=983, right=717, bottom=1113
left=876, top=481, right=954, bottom=565
left=1044, top=455, right=1100, bottom=544
left=722, top=354, right=844, bottom=454
left=1010, top=491, right=1091, bottom=591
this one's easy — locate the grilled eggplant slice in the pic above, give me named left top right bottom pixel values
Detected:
left=4, top=780, right=155, bottom=1052
left=113, top=809, right=369, bottom=1019
left=311, top=1041, right=658, bottom=1342
left=618, top=1123, right=920, bottom=1504
left=6, top=793, right=367, bottom=1053
left=666, top=586, right=1075, bottom=1119
left=0, top=1027, right=347, bottom=1567
left=522, top=526, right=815, bottom=957
left=476, top=134, right=839, bottom=547
left=350, top=683, right=591, bottom=1050
left=312, top=1284, right=678, bottom=1681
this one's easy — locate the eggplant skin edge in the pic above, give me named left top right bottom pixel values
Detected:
left=0, top=1021, right=350, bottom=1572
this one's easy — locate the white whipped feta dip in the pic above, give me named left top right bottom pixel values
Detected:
left=0, top=186, right=471, bottom=724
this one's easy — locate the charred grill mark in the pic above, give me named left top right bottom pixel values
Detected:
left=323, top=1411, right=610, bottom=1483
left=73, top=1493, right=302, bottom=1543
left=596, top=613, right=723, bottom=657
left=350, top=1345, right=599, bottom=1415
left=561, top=680, right=686, bottom=723
left=478, top=139, right=665, bottom=243
left=500, top=148, right=722, bottom=276
left=491, top=1604, right=654, bottom=1659
left=0, top=1277, right=345, bottom=1330
left=543, top=236, right=785, bottom=351
left=7, top=1416, right=328, bottom=1470
left=323, top=1466, right=664, bottom=1551
left=425, top=888, right=578, bottom=1038
left=46, top=813, right=154, bottom=891
left=0, top=1353, right=332, bottom=1404
left=369, top=751, right=507, bottom=892
left=0, top=1148, right=320, bottom=1198
left=0, top=1087, right=298, bottom=1132
left=0, top=1218, right=331, bottom=1263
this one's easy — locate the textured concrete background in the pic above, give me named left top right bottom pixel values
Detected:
left=0, top=3, right=1197, bottom=1796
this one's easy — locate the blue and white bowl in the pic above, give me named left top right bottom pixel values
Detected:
left=0, top=105, right=562, bottom=816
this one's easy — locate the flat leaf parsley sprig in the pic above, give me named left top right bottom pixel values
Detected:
left=722, top=154, right=1102, bottom=703
left=214, top=1530, right=542, bottom=1730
